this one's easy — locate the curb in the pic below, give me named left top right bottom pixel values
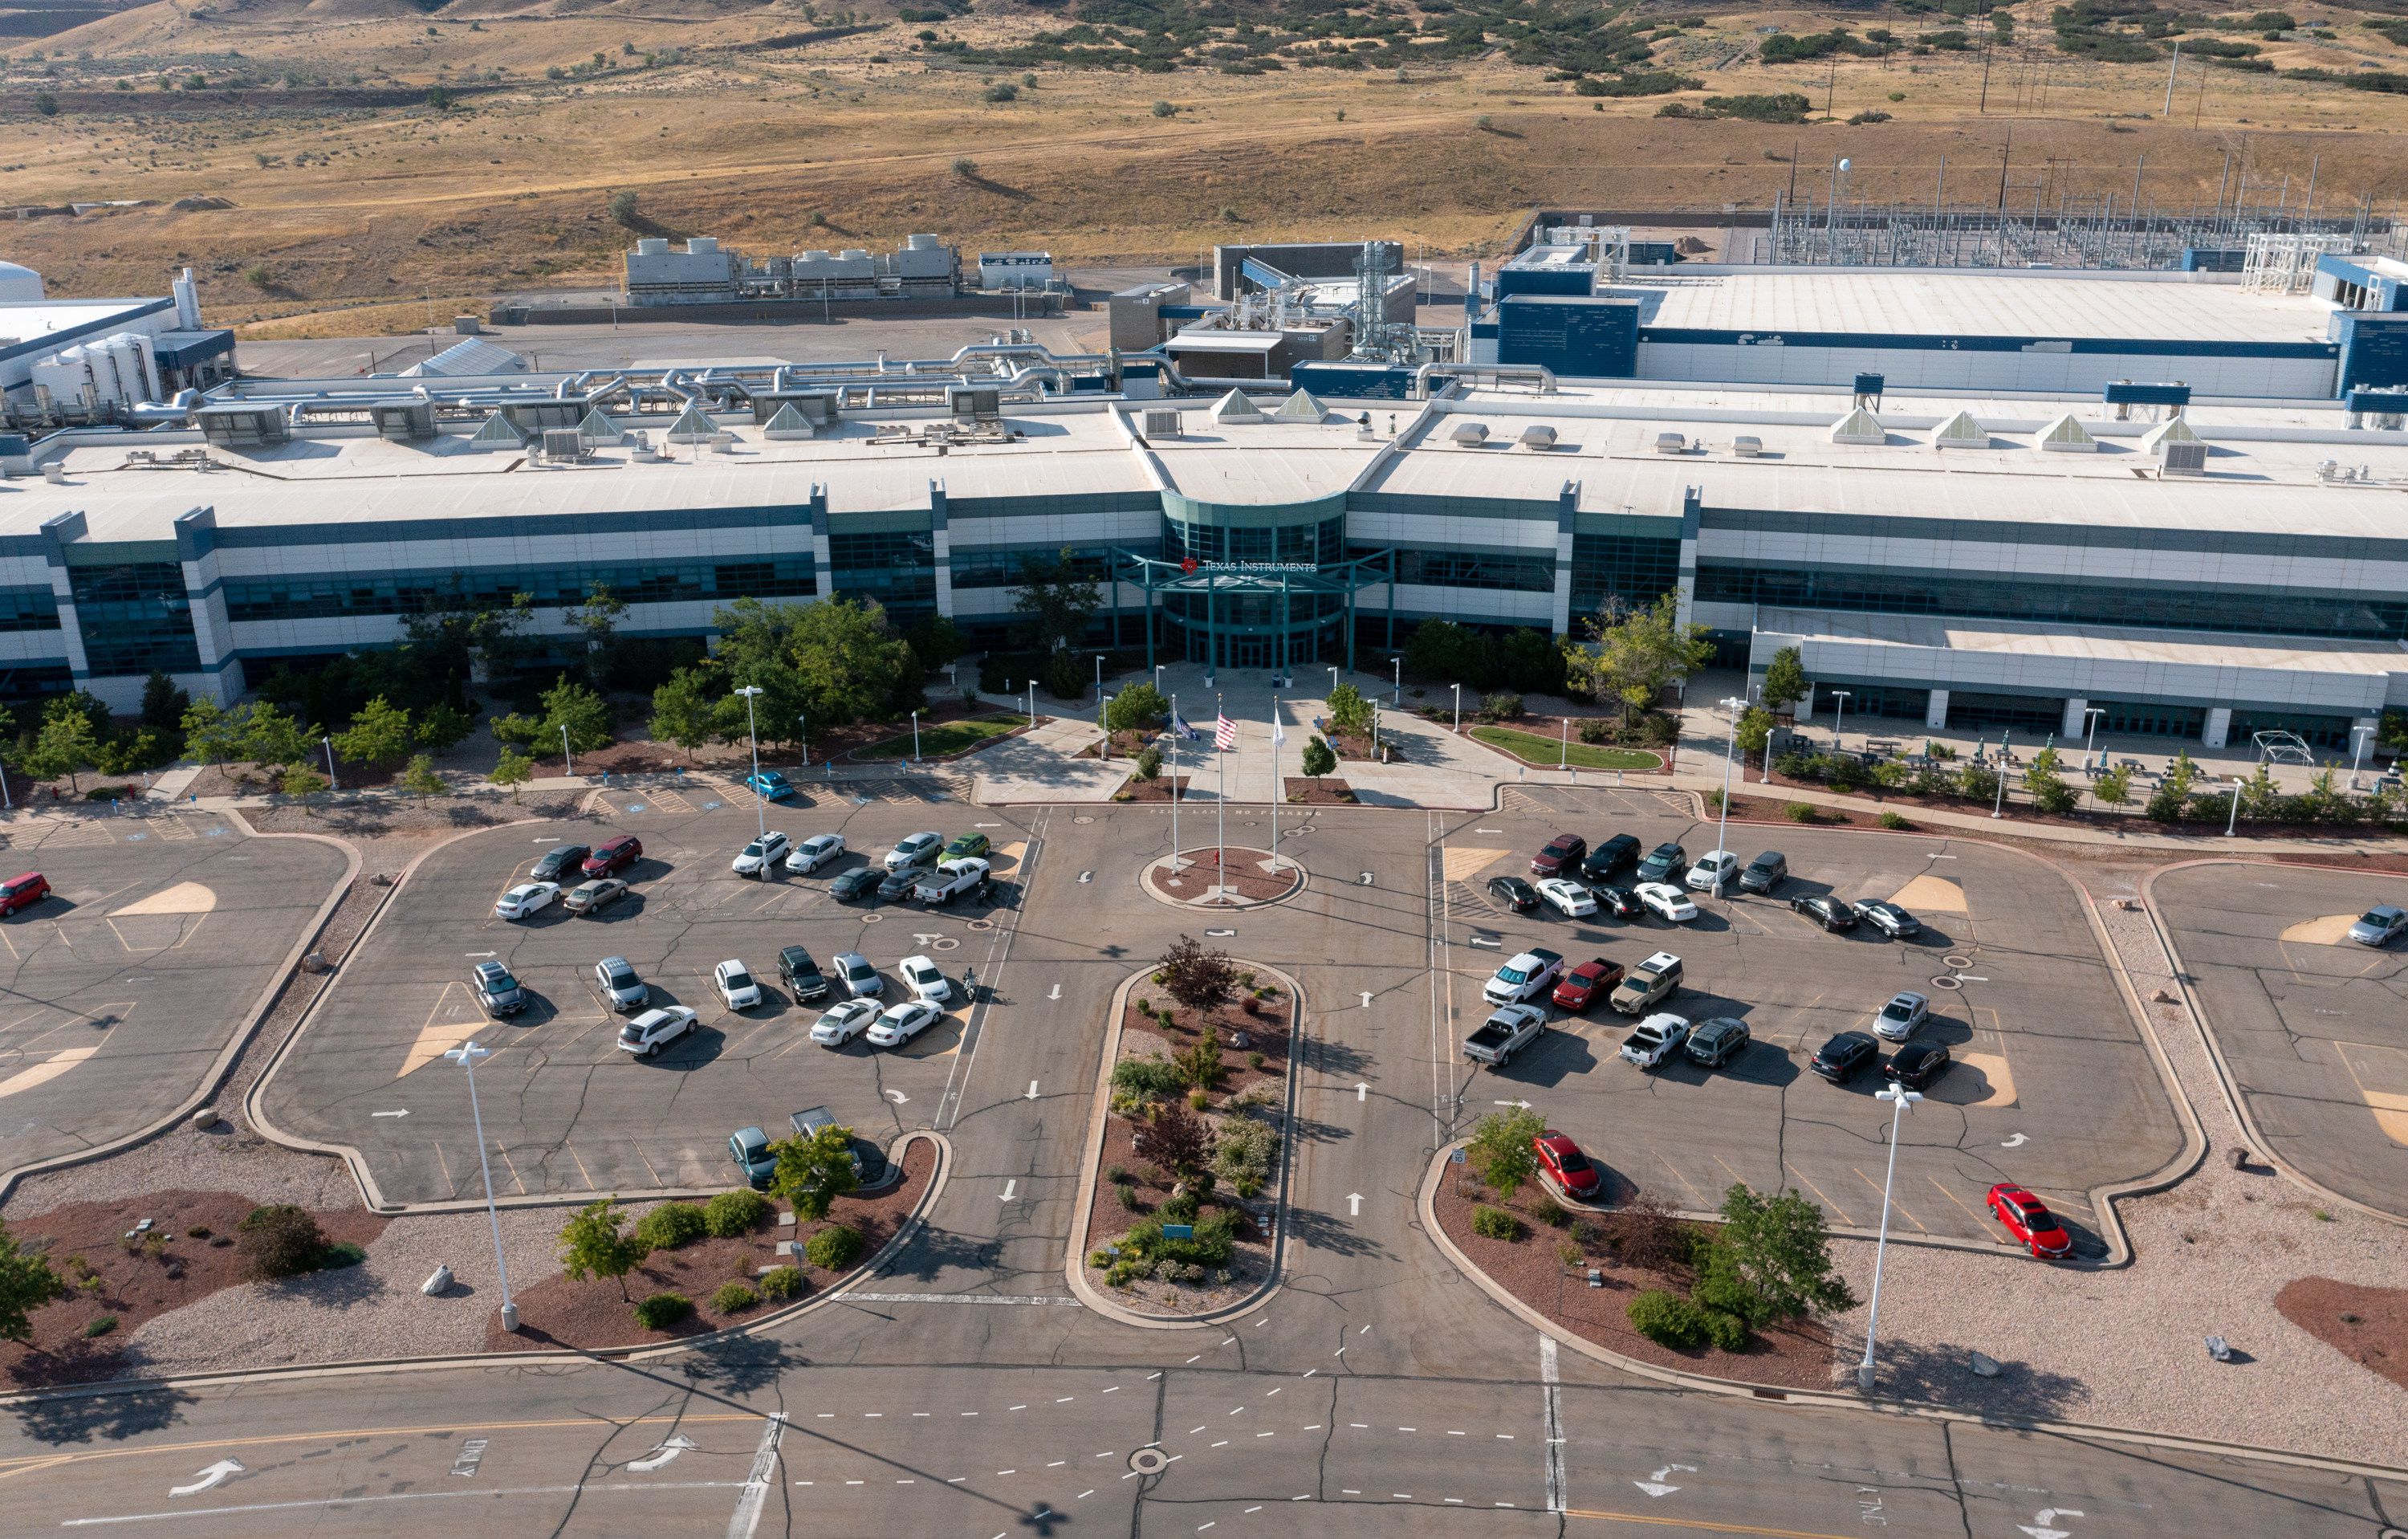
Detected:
left=0, top=1130, right=950, bottom=1408
left=1415, top=1140, right=2408, bottom=1484
left=2138, top=859, right=2408, bottom=1231
left=1063, top=962, right=1306, bottom=1329
left=1133, top=847, right=1308, bottom=914
left=0, top=820, right=361, bottom=1210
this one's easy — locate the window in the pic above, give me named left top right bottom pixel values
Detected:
left=222, top=557, right=816, bottom=622
left=1353, top=544, right=1555, bottom=593
left=827, top=529, right=935, bottom=621
left=1569, top=533, right=1681, bottom=615
left=1944, top=691, right=2064, bottom=735
left=70, top=562, right=199, bottom=677
left=0, top=588, right=59, bottom=633
left=950, top=544, right=1156, bottom=590
left=2094, top=700, right=2206, bottom=739
left=1164, top=514, right=1343, bottom=568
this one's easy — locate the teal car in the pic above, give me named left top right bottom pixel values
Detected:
left=746, top=770, right=798, bottom=803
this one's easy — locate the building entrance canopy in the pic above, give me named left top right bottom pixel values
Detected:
left=1121, top=548, right=1396, bottom=675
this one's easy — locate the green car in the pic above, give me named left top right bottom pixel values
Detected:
left=942, top=832, right=991, bottom=861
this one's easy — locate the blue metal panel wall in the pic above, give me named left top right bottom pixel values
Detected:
left=1497, top=296, right=1639, bottom=377
left=2181, top=248, right=2244, bottom=272
left=1290, top=362, right=1420, bottom=399
left=1496, top=265, right=1596, bottom=298
left=2337, top=311, right=2408, bottom=392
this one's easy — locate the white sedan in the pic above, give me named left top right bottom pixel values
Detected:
left=616, top=1005, right=698, bottom=1058
left=494, top=881, right=560, bottom=920
left=731, top=832, right=791, bottom=878
left=714, top=958, right=763, bottom=1010
left=785, top=833, right=845, bottom=874
left=810, top=998, right=881, bottom=1048
left=1634, top=881, right=1698, bottom=923
left=1535, top=877, right=1597, bottom=918
left=1686, top=849, right=1739, bottom=893
left=866, top=998, right=943, bottom=1048
left=898, top=954, right=952, bottom=1004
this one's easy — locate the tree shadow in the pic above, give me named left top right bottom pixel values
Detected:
left=872, top=1224, right=1003, bottom=1285
left=1281, top=1204, right=1393, bottom=1261
left=8, top=1376, right=195, bottom=1443
left=683, top=1333, right=807, bottom=1397
left=1870, top=1337, right=2093, bottom=1420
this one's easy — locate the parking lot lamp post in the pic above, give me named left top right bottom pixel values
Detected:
left=1153, top=664, right=1165, bottom=696
left=1857, top=1085, right=1922, bottom=1392
left=1169, top=694, right=1180, bottom=866
left=1718, top=696, right=1747, bottom=886
left=1095, top=653, right=1105, bottom=700
left=559, top=724, right=574, bottom=779
left=321, top=736, right=339, bottom=794
left=2349, top=723, right=2375, bottom=790
left=444, top=1040, right=518, bottom=1333
left=734, top=685, right=766, bottom=840
left=910, top=710, right=921, bottom=766
left=2226, top=775, right=2243, bottom=837
left=2083, top=706, right=2107, bottom=766
left=1832, top=690, right=1851, bottom=750
left=1452, top=683, right=1462, bottom=734
left=1560, top=715, right=1568, bottom=771
left=1991, top=759, right=2007, bottom=820
left=1390, top=657, right=1402, bottom=706
left=798, top=714, right=808, bottom=770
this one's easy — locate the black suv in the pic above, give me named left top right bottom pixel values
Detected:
left=473, top=959, right=527, bottom=1017
left=1636, top=841, right=1688, bottom=884
left=1738, top=851, right=1788, bottom=894
left=1811, top=1031, right=1880, bottom=1082
left=1579, top=834, right=1641, bottom=883
left=779, top=945, right=830, bottom=1002
left=531, top=843, right=591, bottom=883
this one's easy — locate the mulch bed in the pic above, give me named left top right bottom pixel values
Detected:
left=1282, top=777, right=1357, bottom=804
left=581, top=698, right=1004, bottom=776
left=844, top=711, right=1040, bottom=763
left=1431, top=1176, right=1837, bottom=1391
left=1086, top=975, right=1292, bottom=1316
left=486, top=1140, right=934, bottom=1352
left=2270, top=850, right=2408, bottom=875
left=1148, top=846, right=1300, bottom=906
left=245, top=792, right=589, bottom=835
left=1114, top=775, right=1191, bottom=803
left=2274, top=1276, right=2408, bottom=1392
left=0, top=1190, right=386, bottom=1388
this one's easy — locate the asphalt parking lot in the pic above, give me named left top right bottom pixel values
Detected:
left=2153, top=861, right=2408, bottom=1219
left=258, top=789, right=1045, bottom=1204
left=1435, top=787, right=2182, bottom=1253
left=0, top=813, right=349, bottom=1185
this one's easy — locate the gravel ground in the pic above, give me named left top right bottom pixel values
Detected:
left=1816, top=877, right=2408, bottom=1464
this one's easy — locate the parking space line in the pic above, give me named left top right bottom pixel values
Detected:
left=1849, top=1166, right=1925, bottom=1232
left=494, top=1141, right=528, bottom=1195
left=1925, top=1176, right=1987, bottom=1225
left=1653, top=1151, right=1706, bottom=1205
left=633, top=1142, right=666, bottom=1187
left=563, top=1139, right=596, bottom=1189
left=1710, top=1154, right=1751, bottom=1189
left=1783, top=1163, right=1857, bottom=1226
left=430, top=1140, right=456, bottom=1197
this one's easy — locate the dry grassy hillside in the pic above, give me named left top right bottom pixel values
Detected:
left=6, top=0, right=2408, bottom=329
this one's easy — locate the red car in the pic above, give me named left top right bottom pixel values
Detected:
left=1532, top=1130, right=1601, bottom=1200
left=1551, top=957, right=1624, bottom=1013
left=582, top=836, right=642, bottom=878
left=0, top=871, right=49, bottom=916
left=1986, top=1183, right=2072, bottom=1258
left=1530, top=833, right=1588, bottom=877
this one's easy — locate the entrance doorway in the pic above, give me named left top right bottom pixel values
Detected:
left=1235, top=637, right=1268, bottom=670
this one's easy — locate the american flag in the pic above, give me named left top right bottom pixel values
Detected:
left=1214, top=714, right=1237, bottom=750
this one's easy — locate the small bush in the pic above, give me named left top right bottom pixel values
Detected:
left=759, top=1265, right=803, bottom=1301
left=1532, top=1195, right=1569, bottom=1228
left=1150, top=98, right=1175, bottom=116
left=185, top=1226, right=211, bottom=1240
left=1479, top=690, right=1525, bottom=723
left=1118, top=1184, right=1142, bottom=1211
left=1160, top=1191, right=1202, bottom=1223
left=635, top=1202, right=709, bottom=1252
left=1112, top=1055, right=1186, bottom=1101
left=711, top=1280, right=762, bottom=1315
left=1698, top=1302, right=1751, bottom=1350
left=1108, top=1164, right=1133, bottom=1184
left=238, top=1203, right=327, bottom=1280
left=1471, top=1204, right=1523, bottom=1240
left=1784, top=801, right=1818, bottom=823
left=804, top=1223, right=864, bottom=1270
left=1247, top=1050, right=1265, bottom=1070
left=633, top=1291, right=694, bottom=1330
left=84, top=1314, right=117, bottom=1338
left=1626, top=1288, right=1710, bottom=1346
left=1558, top=1239, right=1583, bottom=1267
left=1187, top=1088, right=1210, bottom=1110
left=704, top=1188, right=771, bottom=1238
left=1877, top=811, right=1910, bottom=829
left=320, top=1240, right=365, bottom=1269
left=982, top=81, right=1018, bottom=102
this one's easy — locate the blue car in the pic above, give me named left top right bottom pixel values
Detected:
left=746, top=770, right=797, bottom=802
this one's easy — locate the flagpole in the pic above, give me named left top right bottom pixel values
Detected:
left=1216, top=691, right=1226, bottom=893
left=1170, top=693, right=1179, bottom=869
left=1269, top=692, right=1278, bottom=873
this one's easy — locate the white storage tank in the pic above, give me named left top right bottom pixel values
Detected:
left=0, top=260, right=44, bottom=303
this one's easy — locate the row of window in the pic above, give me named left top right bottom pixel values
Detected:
left=221, top=559, right=819, bottom=623
left=826, top=530, right=936, bottom=624
left=0, top=588, right=59, bottom=633
left=1163, top=515, right=1345, bottom=568
left=1348, top=544, right=1556, bottom=594
left=950, top=544, right=1160, bottom=591
left=1697, top=564, right=2408, bottom=641
left=1570, top=533, right=1682, bottom=617
left=71, top=562, right=201, bottom=676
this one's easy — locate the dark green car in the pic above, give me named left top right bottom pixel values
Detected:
left=943, top=832, right=991, bottom=861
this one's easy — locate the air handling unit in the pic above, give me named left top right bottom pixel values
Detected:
left=624, top=234, right=960, bottom=306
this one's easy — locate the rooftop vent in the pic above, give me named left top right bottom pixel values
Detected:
left=1519, top=424, right=1557, bottom=450
left=1141, top=409, right=1182, bottom=440
left=1208, top=389, right=1266, bottom=425
left=195, top=403, right=291, bottom=447
left=576, top=409, right=624, bottom=446
left=370, top=400, right=437, bottom=442
left=1829, top=407, right=1885, bottom=446
left=948, top=385, right=1003, bottom=423
left=749, top=391, right=838, bottom=427
left=1451, top=421, right=1490, bottom=446
left=665, top=401, right=718, bottom=444
left=2162, top=440, right=2208, bottom=476
left=1655, top=431, right=1690, bottom=454
left=762, top=402, right=817, bottom=441
left=540, top=428, right=589, bottom=464
left=498, top=398, right=585, bottom=434
left=1731, top=435, right=1764, bottom=458
left=2141, top=415, right=2202, bottom=455
left=1272, top=389, right=1328, bottom=423
left=2037, top=413, right=2098, bottom=453
left=1932, top=409, right=1987, bottom=450
left=466, top=411, right=528, bottom=452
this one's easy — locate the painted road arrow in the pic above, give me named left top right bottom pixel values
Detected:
left=370, top=1109, right=410, bottom=1118
left=628, top=1436, right=697, bottom=1473
left=1347, top=1193, right=1363, bottom=1216
left=2000, top=1133, right=2028, bottom=1148
left=171, top=1460, right=244, bottom=1497
left=2018, top=1507, right=2085, bottom=1539
left=1633, top=1463, right=1695, bottom=1498
left=1355, top=1082, right=1367, bottom=1102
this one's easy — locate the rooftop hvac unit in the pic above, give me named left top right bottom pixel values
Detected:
left=749, top=392, right=839, bottom=427
left=1451, top=421, right=1489, bottom=446
left=500, top=399, right=587, bottom=434
left=1141, top=409, right=1182, bottom=439
left=1732, top=435, right=1764, bottom=458
left=371, top=401, right=437, bottom=442
left=540, top=428, right=588, bottom=463
left=196, top=404, right=291, bottom=447
left=2161, top=441, right=2208, bottom=477
left=1519, top=424, right=1556, bottom=449
left=948, top=385, right=1003, bottom=422
left=1655, top=432, right=1689, bottom=454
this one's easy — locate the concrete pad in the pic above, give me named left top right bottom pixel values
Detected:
left=398, top=981, right=491, bottom=1078
left=2337, top=1042, right=2408, bottom=1146
left=112, top=880, right=216, bottom=915
left=1440, top=847, right=1509, bottom=883
left=1942, top=1051, right=2018, bottom=1108
left=0, top=1044, right=99, bottom=1101
left=1889, top=873, right=1967, bottom=912
left=2278, top=914, right=2361, bottom=946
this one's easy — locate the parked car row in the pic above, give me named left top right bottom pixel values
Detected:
left=498, top=837, right=649, bottom=922
left=1507, top=832, right=1926, bottom=942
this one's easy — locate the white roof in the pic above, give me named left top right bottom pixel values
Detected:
left=1173, top=331, right=1286, bottom=355
left=1757, top=606, right=2406, bottom=677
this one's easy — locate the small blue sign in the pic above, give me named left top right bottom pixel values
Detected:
left=1161, top=1223, right=1194, bottom=1241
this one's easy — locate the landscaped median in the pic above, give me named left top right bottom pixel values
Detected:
left=1467, top=723, right=1665, bottom=773
left=1068, top=942, right=1298, bottom=1322
left=850, top=711, right=1032, bottom=762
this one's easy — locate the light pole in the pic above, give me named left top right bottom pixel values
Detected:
left=443, top=1040, right=518, bottom=1333
left=1857, top=1084, right=1922, bottom=1392
left=1452, top=682, right=1462, bottom=734
left=910, top=709, right=921, bottom=766
left=2349, top=723, right=2375, bottom=790
left=734, top=685, right=765, bottom=839
left=1560, top=714, right=1569, bottom=771
left=1831, top=690, right=1852, bottom=750
left=559, top=723, right=574, bottom=778
left=2083, top=706, right=2107, bottom=766
left=1389, top=657, right=1402, bottom=706
left=2226, top=774, right=2244, bottom=836
left=1328, top=666, right=1339, bottom=701
left=1991, top=759, right=2007, bottom=820
left=1717, top=695, right=1747, bottom=877
left=798, top=714, right=808, bottom=769
left=1153, top=664, right=1165, bottom=697
left=1094, top=653, right=1105, bottom=699
left=1099, top=691, right=1112, bottom=767
left=321, top=735, right=339, bottom=793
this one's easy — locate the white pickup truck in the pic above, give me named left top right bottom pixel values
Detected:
left=912, top=857, right=991, bottom=906
left=1464, top=1004, right=1547, bottom=1069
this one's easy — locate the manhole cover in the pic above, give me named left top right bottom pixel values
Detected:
left=1128, top=1447, right=1168, bottom=1475
left=860, top=912, right=883, bottom=924
left=1931, top=975, right=1963, bottom=991
left=1074, top=816, right=1096, bottom=824
left=932, top=937, right=960, bottom=951
left=967, top=919, right=995, bottom=931
left=1944, top=954, right=1973, bottom=970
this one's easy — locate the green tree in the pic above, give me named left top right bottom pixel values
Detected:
left=1466, top=1106, right=1546, bottom=1197
left=902, top=613, right=966, bottom=670
left=2093, top=763, right=2133, bottom=808
left=1568, top=593, right=1714, bottom=727
left=139, top=670, right=189, bottom=735
left=279, top=765, right=328, bottom=797
left=1736, top=704, right=1775, bottom=755
left=539, top=674, right=613, bottom=757
left=0, top=1218, right=65, bottom=1349
left=416, top=701, right=474, bottom=753
left=27, top=699, right=100, bottom=792
left=769, top=1122, right=860, bottom=1223
left=1157, top=934, right=1239, bottom=1013
left=648, top=667, right=720, bottom=759
left=1009, top=549, right=1102, bottom=656
left=334, top=695, right=414, bottom=770
left=1698, top=1184, right=1855, bottom=1321
left=710, top=595, right=917, bottom=743
left=563, top=581, right=626, bottom=682
left=1105, top=682, right=1167, bottom=734
left=2022, top=745, right=2077, bottom=815
left=490, top=747, right=535, bottom=800
left=2380, top=709, right=2408, bottom=755
left=1759, top=645, right=1808, bottom=713
left=1300, top=735, right=1337, bottom=782
left=607, top=189, right=640, bottom=226
left=2146, top=748, right=2199, bottom=821
left=2238, top=760, right=2281, bottom=822
left=488, top=711, right=544, bottom=753
left=1326, top=682, right=1373, bottom=735
left=558, top=1197, right=649, bottom=1301
left=241, top=702, right=316, bottom=767
left=1135, top=743, right=1163, bottom=782
left=180, top=696, right=245, bottom=767
left=398, top=753, right=446, bottom=797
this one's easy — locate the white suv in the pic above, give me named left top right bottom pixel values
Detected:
left=714, top=959, right=763, bottom=1010
left=732, top=832, right=791, bottom=878
left=1686, top=850, right=1739, bottom=893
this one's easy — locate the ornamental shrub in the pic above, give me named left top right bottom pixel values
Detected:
left=804, top=1223, right=864, bottom=1271
left=1625, top=1288, right=1709, bottom=1346
left=633, top=1291, right=694, bottom=1330
left=1471, top=1204, right=1523, bottom=1241
left=704, top=1189, right=771, bottom=1238
left=711, top=1280, right=762, bottom=1315
left=634, top=1202, right=708, bottom=1252
left=759, top=1265, right=803, bottom=1301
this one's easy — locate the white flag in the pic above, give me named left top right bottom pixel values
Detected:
left=1271, top=721, right=1287, bottom=746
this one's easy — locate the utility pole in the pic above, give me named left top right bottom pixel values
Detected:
left=2162, top=37, right=2182, bottom=117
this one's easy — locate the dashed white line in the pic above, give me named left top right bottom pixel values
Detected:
left=1302, top=1370, right=1316, bottom=1379
left=1186, top=1355, right=1202, bottom=1364
left=1265, top=1388, right=1282, bottom=1397
left=1447, top=1430, right=1465, bottom=1436
left=1056, top=1397, right=1075, bottom=1403
left=1102, top=1386, right=1121, bottom=1394
left=1047, top=1461, right=1065, bottom=1468
left=864, top=1413, right=883, bottom=1419
left=1189, top=1426, right=1206, bottom=1435
left=1302, top=1425, right=1321, bottom=1431
left=1255, top=1432, right=1275, bottom=1439
left=1342, top=1489, right=1361, bottom=1495
left=1148, top=1372, right=1163, bottom=1380
left=1010, top=1405, right=1027, bottom=1411
left=913, top=1413, right=930, bottom=1419
left=1348, top=1423, right=1368, bottom=1429
left=1227, top=1407, right=1244, bottom=1416
left=1211, top=1441, right=1230, bottom=1448
left=1077, top=1490, right=1095, bottom=1500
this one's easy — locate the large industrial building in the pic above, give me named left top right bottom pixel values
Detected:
left=3, top=251, right=2407, bottom=754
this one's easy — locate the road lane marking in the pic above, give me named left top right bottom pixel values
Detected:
left=0, top=1044, right=99, bottom=1101
left=1849, top=1166, right=1926, bottom=1232
left=725, top=1414, right=788, bottom=1539
left=65, top=1482, right=751, bottom=1527
left=1782, top=1163, right=1857, bottom=1227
